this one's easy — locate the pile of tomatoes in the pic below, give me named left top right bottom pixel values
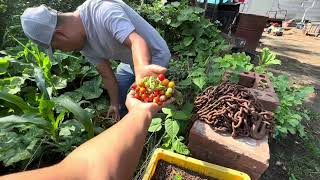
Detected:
left=131, top=74, right=175, bottom=105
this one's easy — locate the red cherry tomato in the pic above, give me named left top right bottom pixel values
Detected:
left=153, top=96, right=160, bottom=104
left=149, top=94, right=155, bottom=101
left=141, top=93, right=147, bottom=100
left=144, top=97, right=149, bottom=102
left=131, top=84, right=137, bottom=90
left=160, top=90, right=165, bottom=95
left=134, top=93, right=141, bottom=100
left=154, top=90, right=160, bottom=96
left=158, top=74, right=165, bottom=81
left=140, top=87, right=146, bottom=94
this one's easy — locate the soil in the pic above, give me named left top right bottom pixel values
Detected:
left=151, top=160, right=217, bottom=180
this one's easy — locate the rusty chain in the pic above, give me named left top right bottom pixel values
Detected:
left=193, top=82, right=275, bottom=140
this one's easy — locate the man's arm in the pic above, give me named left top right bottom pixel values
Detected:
left=96, top=60, right=120, bottom=120
left=2, top=91, right=173, bottom=180
left=124, top=32, right=167, bottom=82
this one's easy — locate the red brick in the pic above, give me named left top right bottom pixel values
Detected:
left=253, top=74, right=275, bottom=93
left=248, top=88, right=279, bottom=112
left=188, top=120, right=270, bottom=180
left=239, top=71, right=256, bottom=88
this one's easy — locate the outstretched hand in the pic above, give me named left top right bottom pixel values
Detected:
left=125, top=90, right=174, bottom=116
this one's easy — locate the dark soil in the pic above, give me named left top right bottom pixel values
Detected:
left=151, top=160, right=217, bottom=180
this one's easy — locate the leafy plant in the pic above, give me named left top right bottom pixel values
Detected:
left=272, top=75, right=314, bottom=138
left=148, top=103, right=193, bottom=155
left=255, top=47, right=281, bottom=74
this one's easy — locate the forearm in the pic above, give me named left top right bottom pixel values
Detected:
left=125, top=32, right=151, bottom=73
left=96, top=60, right=119, bottom=105
left=102, top=75, right=119, bottom=105
left=60, top=106, right=152, bottom=180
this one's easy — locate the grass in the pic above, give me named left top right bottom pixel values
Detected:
left=262, top=110, right=320, bottom=180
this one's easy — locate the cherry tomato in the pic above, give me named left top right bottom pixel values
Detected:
left=160, top=95, right=167, bottom=102
left=134, top=93, right=141, bottom=100
left=157, top=101, right=163, bottom=105
left=140, top=87, right=146, bottom=94
left=131, top=84, right=137, bottom=90
left=138, top=81, right=145, bottom=87
left=158, top=74, right=165, bottom=81
left=154, top=90, right=160, bottom=96
left=160, top=90, right=165, bottom=95
left=162, top=79, right=169, bottom=86
left=149, top=94, right=155, bottom=101
left=153, top=96, right=160, bottom=104
left=165, top=91, right=172, bottom=98
left=166, top=88, right=173, bottom=93
left=144, top=97, right=149, bottom=102
left=168, top=81, right=175, bottom=88
left=135, top=88, right=140, bottom=93
left=141, top=93, right=147, bottom=100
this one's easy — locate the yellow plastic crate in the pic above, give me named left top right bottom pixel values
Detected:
left=143, top=148, right=250, bottom=180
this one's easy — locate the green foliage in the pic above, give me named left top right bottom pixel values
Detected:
left=255, top=47, right=281, bottom=73
left=272, top=75, right=314, bottom=138
left=148, top=104, right=192, bottom=155
left=0, top=41, right=104, bottom=167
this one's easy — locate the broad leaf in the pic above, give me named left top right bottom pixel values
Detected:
left=52, top=75, right=67, bottom=90
left=162, top=107, right=173, bottom=117
left=192, top=77, right=206, bottom=90
left=76, top=76, right=103, bottom=100
left=148, top=118, right=162, bottom=132
left=0, top=77, right=26, bottom=94
left=54, top=95, right=94, bottom=138
left=182, top=36, right=194, bottom=47
left=173, top=111, right=189, bottom=121
left=0, top=92, right=38, bottom=113
left=0, top=56, right=9, bottom=75
left=172, top=138, right=190, bottom=155
left=0, top=114, right=50, bottom=128
left=165, top=119, right=179, bottom=138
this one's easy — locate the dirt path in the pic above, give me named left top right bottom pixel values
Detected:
left=258, top=29, right=320, bottom=112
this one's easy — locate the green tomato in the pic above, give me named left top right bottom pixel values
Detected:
left=167, top=87, right=173, bottom=93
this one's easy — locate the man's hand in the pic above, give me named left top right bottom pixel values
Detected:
left=135, top=64, right=167, bottom=83
left=126, top=90, right=174, bottom=116
left=107, top=104, right=120, bottom=121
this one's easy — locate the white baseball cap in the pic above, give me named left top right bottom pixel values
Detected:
left=21, top=5, right=58, bottom=61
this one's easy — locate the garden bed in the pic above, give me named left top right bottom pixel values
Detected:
left=152, top=160, right=216, bottom=180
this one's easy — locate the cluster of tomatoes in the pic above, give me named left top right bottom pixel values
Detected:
left=131, top=74, right=175, bottom=105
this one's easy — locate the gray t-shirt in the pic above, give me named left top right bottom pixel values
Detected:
left=78, top=0, right=171, bottom=67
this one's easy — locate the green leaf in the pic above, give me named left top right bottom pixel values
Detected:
left=54, top=95, right=94, bottom=138
left=172, top=138, right=190, bottom=155
left=76, top=76, right=103, bottom=100
left=0, top=114, right=50, bottom=128
left=39, top=97, right=55, bottom=123
left=148, top=118, right=162, bottom=132
left=63, top=91, right=83, bottom=103
left=52, top=75, right=67, bottom=90
left=177, top=79, right=192, bottom=87
left=174, top=89, right=184, bottom=106
left=0, top=92, right=38, bottom=113
left=162, top=107, right=173, bottom=117
left=0, top=77, right=26, bottom=94
left=173, top=111, right=189, bottom=120
left=165, top=119, right=179, bottom=138
left=192, top=77, right=206, bottom=90
left=0, top=56, right=9, bottom=75
left=34, top=67, right=50, bottom=99
left=183, top=36, right=194, bottom=47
